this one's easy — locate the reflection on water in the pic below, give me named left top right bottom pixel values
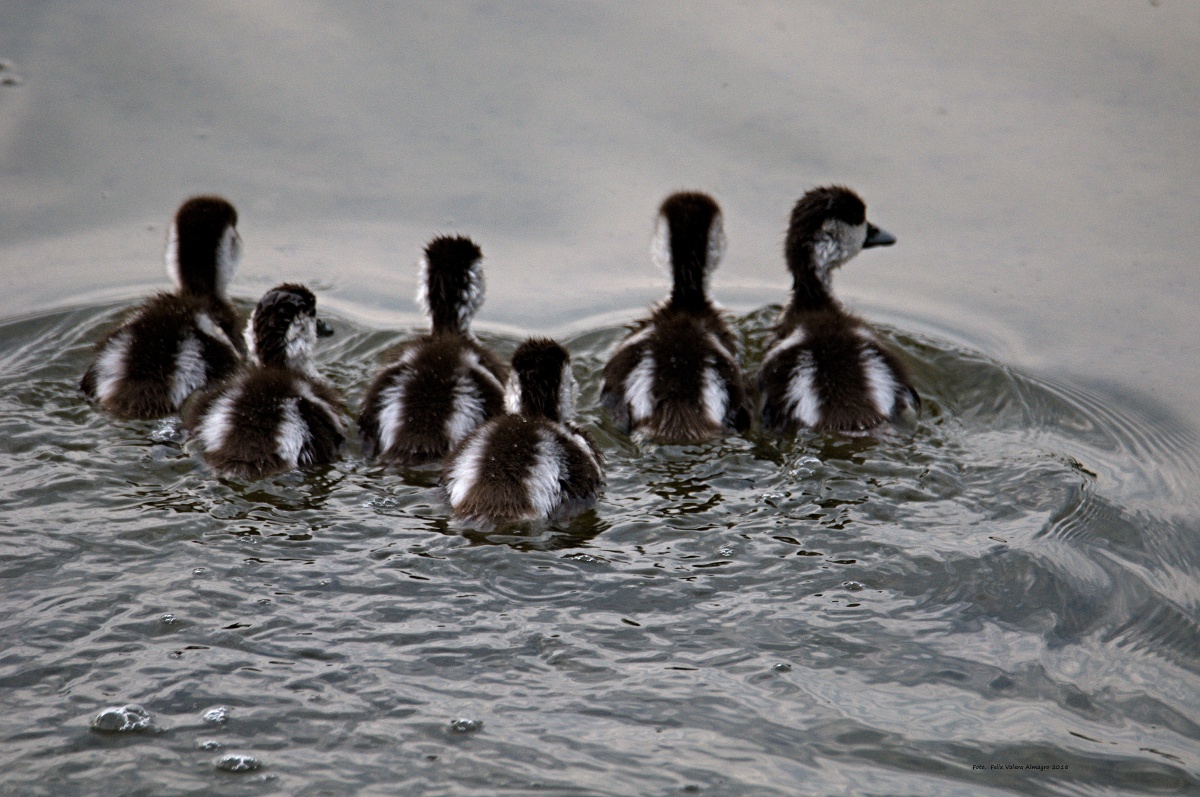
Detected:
left=0, top=303, right=1197, bottom=794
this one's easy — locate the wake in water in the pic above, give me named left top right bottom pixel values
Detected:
left=1, top=302, right=1198, bottom=794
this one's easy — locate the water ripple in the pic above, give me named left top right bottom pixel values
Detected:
left=1, top=304, right=1198, bottom=794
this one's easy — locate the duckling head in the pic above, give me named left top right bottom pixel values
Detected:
left=504, top=338, right=574, bottom=423
left=416, top=235, right=485, bottom=334
left=245, top=283, right=327, bottom=373
left=652, top=191, right=725, bottom=312
left=165, top=195, right=240, bottom=299
left=785, top=185, right=894, bottom=293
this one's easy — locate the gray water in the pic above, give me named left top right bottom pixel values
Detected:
left=3, top=3, right=1200, bottom=795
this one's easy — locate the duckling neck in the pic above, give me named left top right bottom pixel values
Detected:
left=428, top=307, right=469, bottom=336
left=519, top=396, right=560, bottom=423
left=667, top=264, right=712, bottom=314
left=788, top=264, right=837, bottom=313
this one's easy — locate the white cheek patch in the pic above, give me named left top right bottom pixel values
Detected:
left=706, top=215, right=725, bottom=273
left=169, top=334, right=207, bottom=409
left=624, top=354, right=656, bottom=422
left=446, top=431, right=491, bottom=508
left=525, top=427, right=565, bottom=517
left=812, top=220, right=868, bottom=287
left=275, top=396, right=308, bottom=466
left=458, top=260, right=485, bottom=330
left=285, top=316, right=318, bottom=375
left=164, top=222, right=182, bottom=290
left=650, top=216, right=671, bottom=277
left=94, top=331, right=132, bottom=404
left=504, top=371, right=522, bottom=414
left=557, top=365, right=576, bottom=423
left=199, top=387, right=241, bottom=453
left=215, top=227, right=240, bottom=297
left=700, top=366, right=728, bottom=427
left=415, top=255, right=431, bottom=317
left=243, top=308, right=260, bottom=365
left=860, top=345, right=898, bottom=418
left=786, top=350, right=822, bottom=428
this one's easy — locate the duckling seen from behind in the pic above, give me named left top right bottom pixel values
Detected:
left=358, top=235, right=507, bottom=465
left=601, top=191, right=749, bottom=443
left=81, top=195, right=245, bottom=419
left=443, top=338, right=603, bottom=525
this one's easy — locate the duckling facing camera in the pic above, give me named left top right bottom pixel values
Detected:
left=443, top=338, right=603, bottom=525
left=358, top=235, right=507, bottom=465
left=757, top=186, right=919, bottom=434
left=601, top=192, right=750, bottom=443
left=81, top=196, right=245, bottom=419
left=183, top=284, right=345, bottom=479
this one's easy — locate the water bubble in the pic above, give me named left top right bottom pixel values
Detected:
left=215, top=754, right=260, bottom=773
left=149, top=419, right=183, bottom=443
left=449, top=717, right=483, bottom=733
left=192, top=568, right=206, bottom=576
left=772, top=663, right=792, bottom=673
left=198, top=739, right=222, bottom=751
left=202, top=706, right=229, bottom=724
left=718, top=547, right=734, bottom=557
left=160, top=613, right=177, bottom=625
left=91, top=704, right=152, bottom=733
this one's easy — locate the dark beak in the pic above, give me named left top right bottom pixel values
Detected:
left=316, top=318, right=335, bottom=337
left=864, top=223, right=897, bottom=248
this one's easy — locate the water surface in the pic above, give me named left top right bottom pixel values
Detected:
left=2, top=2, right=1199, bottom=794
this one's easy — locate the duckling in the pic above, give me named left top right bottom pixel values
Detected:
left=358, top=235, right=507, bottom=465
left=757, top=185, right=919, bottom=433
left=80, top=195, right=245, bottom=419
left=183, top=283, right=344, bottom=479
left=601, top=191, right=749, bottom=442
left=443, top=338, right=603, bottom=525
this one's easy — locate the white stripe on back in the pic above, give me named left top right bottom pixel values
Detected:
left=762, top=328, right=806, bottom=367
left=525, top=427, right=564, bottom=517
left=786, top=350, right=822, bottom=427
left=93, top=331, right=132, bottom=404
left=861, top=346, right=898, bottom=418
left=169, top=334, right=207, bottom=409
left=445, top=372, right=485, bottom=447
left=276, top=397, right=307, bottom=466
left=375, top=373, right=408, bottom=452
left=199, top=387, right=241, bottom=453
left=624, top=354, right=655, bottom=422
left=446, top=430, right=491, bottom=507
left=700, top=366, right=727, bottom=426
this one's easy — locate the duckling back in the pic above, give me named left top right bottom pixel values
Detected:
left=359, top=334, right=506, bottom=465
left=81, top=293, right=242, bottom=419
left=184, top=367, right=345, bottom=479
